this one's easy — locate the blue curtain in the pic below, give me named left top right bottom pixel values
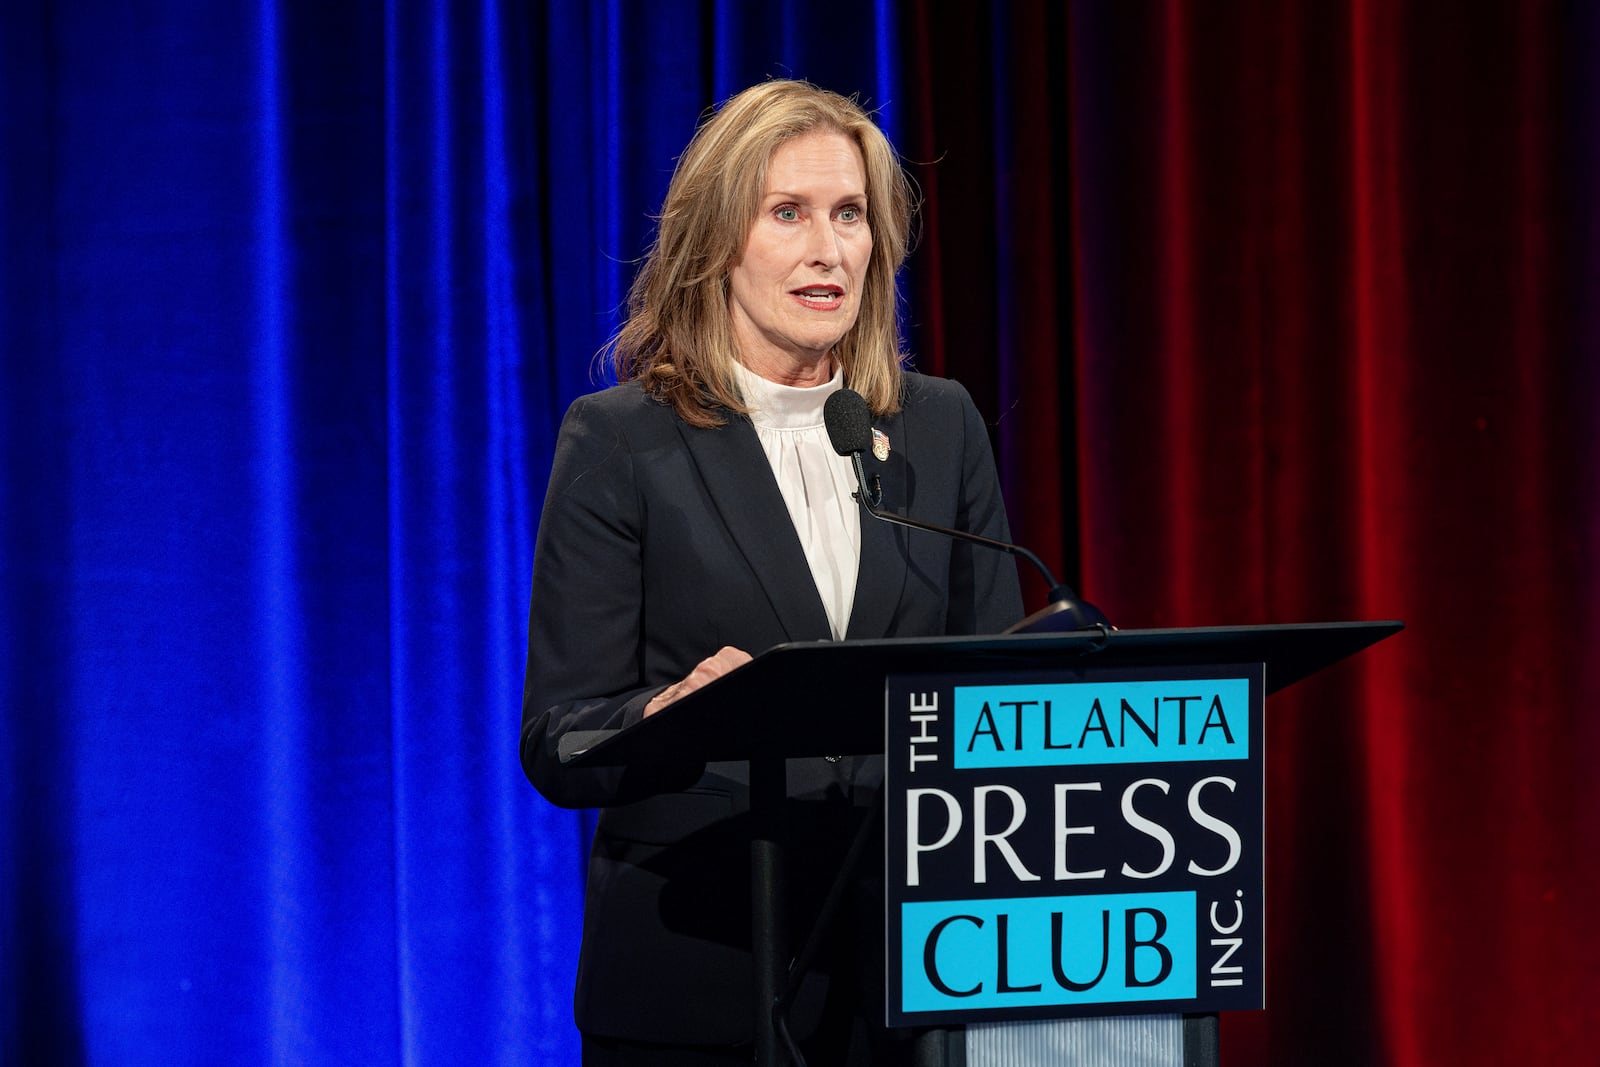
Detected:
left=1, top=1, right=898, bottom=1062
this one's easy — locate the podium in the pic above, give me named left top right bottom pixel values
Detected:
left=562, top=621, right=1402, bottom=1066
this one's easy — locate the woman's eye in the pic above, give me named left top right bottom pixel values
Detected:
left=838, top=206, right=862, bottom=222
left=775, top=206, right=800, bottom=222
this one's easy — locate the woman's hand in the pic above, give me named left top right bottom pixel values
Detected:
left=642, top=646, right=753, bottom=718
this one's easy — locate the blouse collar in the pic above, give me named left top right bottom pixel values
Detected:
left=733, top=359, right=845, bottom=431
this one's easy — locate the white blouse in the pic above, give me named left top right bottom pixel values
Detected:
left=733, top=361, right=862, bottom=641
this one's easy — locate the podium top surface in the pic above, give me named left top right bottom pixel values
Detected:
left=561, top=620, right=1403, bottom=767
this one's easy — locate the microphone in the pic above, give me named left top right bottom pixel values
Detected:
left=823, top=387, right=1110, bottom=633
left=821, top=389, right=882, bottom=508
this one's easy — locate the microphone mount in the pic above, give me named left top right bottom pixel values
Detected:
left=824, top=387, right=1111, bottom=633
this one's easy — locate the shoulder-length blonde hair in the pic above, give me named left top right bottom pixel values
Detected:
left=607, top=79, right=917, bottom=426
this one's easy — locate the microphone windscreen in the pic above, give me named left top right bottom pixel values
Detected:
left=823, top=388, right=874, bottom=456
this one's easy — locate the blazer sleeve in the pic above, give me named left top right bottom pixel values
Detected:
left=519, top=392, right=694, bottom=809
left=944, top=380, right=1026, bottom=634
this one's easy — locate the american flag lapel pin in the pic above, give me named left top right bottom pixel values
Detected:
left=872, top=428, right=890, bottom=462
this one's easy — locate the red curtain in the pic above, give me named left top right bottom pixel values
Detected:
left=907, top=2, right=1600, bottom=1063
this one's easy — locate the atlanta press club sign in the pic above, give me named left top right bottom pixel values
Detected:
left=883, top=664, right=1265, bottom=1025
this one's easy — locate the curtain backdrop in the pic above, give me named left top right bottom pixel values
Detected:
left=1054, top=4, right=1600, bottom=1063
left=4, top=2, right=1595, bottom=1065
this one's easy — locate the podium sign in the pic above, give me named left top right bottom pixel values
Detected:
left=884, top=663, right=1266, bottom=1026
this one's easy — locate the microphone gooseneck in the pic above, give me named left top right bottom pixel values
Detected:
left=823, top=387, right=1111, bottom=632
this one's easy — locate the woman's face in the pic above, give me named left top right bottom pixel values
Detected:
left=727, top=130, right=872, bottom=384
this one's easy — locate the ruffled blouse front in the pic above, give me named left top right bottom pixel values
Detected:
left=734, top=361, right=862, bottom=641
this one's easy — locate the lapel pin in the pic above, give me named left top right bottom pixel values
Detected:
left=872, top=428, right=890, bottom=462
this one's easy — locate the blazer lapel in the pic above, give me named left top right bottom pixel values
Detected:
left=845, top=409, right=909, bottom=639
left=677, top=415, right=834, bottom=643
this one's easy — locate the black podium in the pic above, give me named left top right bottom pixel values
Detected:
left=563, top=621, right=1402, bottom=1066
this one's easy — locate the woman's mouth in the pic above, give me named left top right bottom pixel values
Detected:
left=791, top=286, right=845, bottom=310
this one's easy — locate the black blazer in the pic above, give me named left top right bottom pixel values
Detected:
left=521, top=372, right=1024, bottom=1044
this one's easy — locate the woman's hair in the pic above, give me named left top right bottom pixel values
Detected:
left=607, top=79, right=917, bottom=426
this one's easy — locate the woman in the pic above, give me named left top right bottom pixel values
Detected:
left=521, top=80, right=1024, bottom=1064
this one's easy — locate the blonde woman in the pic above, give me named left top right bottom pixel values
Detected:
left=522, top=80, right=1023, bottom=1065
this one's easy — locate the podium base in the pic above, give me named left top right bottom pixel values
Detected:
left=966, top=1013, right=1217, bottom=1067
